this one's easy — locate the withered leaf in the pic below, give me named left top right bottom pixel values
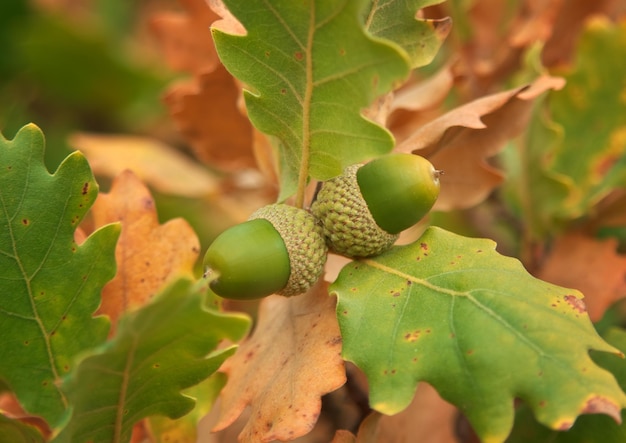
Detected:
left=90, top=170, right=200, bottom=327
left=213, top=281, right=346, bottom=442
left=397, top=75, right=565, bottom=211
left=71, top=132, right=218, bottom=198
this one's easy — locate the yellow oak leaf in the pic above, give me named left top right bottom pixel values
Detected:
left=213, top=281, right=346, bottom=442
left=90, top=170, right=200, bottom=327
left=70, top=132, right=218, bottom=198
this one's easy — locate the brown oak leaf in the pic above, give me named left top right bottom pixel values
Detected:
left=163, top=65, right=256, bottom=171
left=90, top=170, right=201, bottom=327
left=149, top=0, right=220, bottom=75
left=537, top=231, right=626, bottom=322
left=397, top=75, right=565, bottom=211
left=213, top=281, right=346, bottom=442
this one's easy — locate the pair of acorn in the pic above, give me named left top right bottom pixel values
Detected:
left=203, top=153, right=441, bottom=300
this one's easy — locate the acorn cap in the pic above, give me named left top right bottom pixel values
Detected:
left=250, top=204, right=328, bottom=296
left=311, top=165, right=399, bottom=258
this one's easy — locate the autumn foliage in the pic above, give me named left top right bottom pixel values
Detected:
left=1, top=0, right=626, bottom=442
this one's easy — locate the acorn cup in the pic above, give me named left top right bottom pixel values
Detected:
left=311, top=153, right=441, bottom=258
left=203, top=204, right=328, bottom=300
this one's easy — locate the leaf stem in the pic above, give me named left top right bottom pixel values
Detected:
left=295, top=1, right=316, bottom=208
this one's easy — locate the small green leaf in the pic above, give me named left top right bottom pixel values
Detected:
left=212, top=0, right=410, bottom=200
left=364, top=0, right=451, bottom=68
left=54, top=278, right=250, bottom=443
left=331, top=227, right=626, bottom=443
left=0, top=124, right=119, bottom=427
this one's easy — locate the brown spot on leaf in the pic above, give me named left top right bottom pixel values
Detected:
left=294, top=51, right=303, bottom=60
left=538, top=400, right=546, bottom=407
left=583, top=396, right=622, bottom=422
left=82, top=182, right=89, bottom=195
left=404, top=330, right=420, bottom=342
left=564, top=295, right=587, bottom=313
left=421, top=243, right=428, bottom=250
left=21, top=219, right=29, bottom=225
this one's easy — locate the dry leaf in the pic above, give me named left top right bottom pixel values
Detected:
left=150, top=0, right=220, bottom=75
left=90, top=170, right=200, bottom=327
left=397, top=75, right=565, bottom=211
left=70, top=132, right=218, bottom=198
left=163, top=65, right=256, bottom=171
left=213, top=281, right=347, bottom=442
left=376, top=383, right=458, bottom=443
left=537, top=232, right=626, bottom=322
left=387, top=64, right=456, bottom=145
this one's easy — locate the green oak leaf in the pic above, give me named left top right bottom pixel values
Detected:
left=364, top=0, right=451, bottom=68
left=0, top=124, right=119, bottom=427
left=508, top=328, right=626, bottom=442
left=212, top=0, right=410, bottom=201
left=53, top=278, right=250, bottom=443
left=331, top=227, right=626, bottom=443
left=548, top=18, right=626, bottom=217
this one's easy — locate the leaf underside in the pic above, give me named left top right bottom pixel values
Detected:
left=332, top=226, right=626, bottom=442
left=212, top=0, right=410, bottom=200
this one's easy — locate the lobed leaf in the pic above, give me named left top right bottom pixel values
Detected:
left=211, top=0, right=410, bottom=200
left=0, top=124, right=119, bottom=427
left=54, top=278, right=250, bottom=443
left=331, top=226, right=626, bottom=443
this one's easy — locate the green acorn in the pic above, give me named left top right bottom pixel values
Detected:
left=203, top=204, right=327, bottom=300
left=311, top=153, right=440, bottom=258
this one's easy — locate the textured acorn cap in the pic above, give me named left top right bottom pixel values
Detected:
left=250, top=204, right=327, bottom=296
left=311, top=165, right=399, bottom=258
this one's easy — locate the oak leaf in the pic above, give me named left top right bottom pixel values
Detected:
left=397, top=75, right=565, bottom=211
left=90, top=170, right=201, bottom=327
left=213, top=281, right=346, bottom=442
left=538, top=232, right=626, bottom=322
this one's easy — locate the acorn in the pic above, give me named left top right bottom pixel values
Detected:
left=311, top=153, right=440, bottom=258
left=203, top=204, right=328, bottom=300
